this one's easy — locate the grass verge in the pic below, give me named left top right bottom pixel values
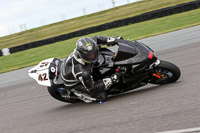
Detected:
left=0, top=8, right=200, bottom=73
left=0, top=0, right=196, bottom=49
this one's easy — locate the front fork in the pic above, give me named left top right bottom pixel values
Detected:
left=149, top=59, right=164, bottom=81
left=149, top=59, right=160, bottom=69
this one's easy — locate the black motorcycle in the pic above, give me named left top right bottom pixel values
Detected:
left=28, top=40, right=181, bottom=103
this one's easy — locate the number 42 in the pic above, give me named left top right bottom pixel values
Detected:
left=38, top=73, right=48, bottom=81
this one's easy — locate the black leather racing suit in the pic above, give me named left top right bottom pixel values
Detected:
left=61, top=36, right=114, bottom=99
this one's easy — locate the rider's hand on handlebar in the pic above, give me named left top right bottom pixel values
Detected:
left=103, top=73, right=121, bottom=89
left=116, top=36, right=124, bottom=40
left=111, top=73, right=121, bottom=84
left=107, top=37, right=118, bottom=46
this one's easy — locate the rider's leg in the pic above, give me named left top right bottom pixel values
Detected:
left=73, top=81, right=107, bottom=101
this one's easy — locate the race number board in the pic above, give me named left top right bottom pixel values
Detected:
left=28, top=58, right=55, bottom=87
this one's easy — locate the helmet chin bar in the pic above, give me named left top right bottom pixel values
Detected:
left=74, top=49, right=90, bottom=64
left=82, top=59, right=92, bottom=64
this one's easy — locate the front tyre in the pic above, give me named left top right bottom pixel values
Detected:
left=149, top=60, right=181, bottom=85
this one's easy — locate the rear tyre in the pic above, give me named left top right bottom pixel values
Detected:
left=47, top=84, right=81, bottom=103
left=149, top=60, right=181, bottom=85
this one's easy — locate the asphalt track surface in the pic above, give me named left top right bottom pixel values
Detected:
left=1, top=25, right=200, bottom=133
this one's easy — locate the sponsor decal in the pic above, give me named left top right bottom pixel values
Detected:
left=87, top=45, right=92, bottom=51
left=51, top=67, right=56, bottom=73
left=78, top=41, right=84, bottom=47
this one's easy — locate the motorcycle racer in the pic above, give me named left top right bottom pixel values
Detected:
left=60, top=36, right=122, bottom=101
left=28, top=35, right=181, bottom=103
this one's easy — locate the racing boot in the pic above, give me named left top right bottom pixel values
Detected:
left=90, top=89, right=107, bottom=101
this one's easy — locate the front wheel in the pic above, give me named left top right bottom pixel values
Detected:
left=149, top=60, right=181, bottom=85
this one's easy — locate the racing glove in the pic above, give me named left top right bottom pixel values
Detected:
left=107, top=37, right=118, bottom=46
left=103, top=73, right=121, bottom=90
left=116, top=36, right=124, bottom=40
left=110, top=73, right=121, bottom=83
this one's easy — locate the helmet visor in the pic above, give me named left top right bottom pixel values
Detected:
left=81, top=50, right=99, bottom=63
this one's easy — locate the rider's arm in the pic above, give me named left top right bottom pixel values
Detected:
left=76, top=64, right=105, bottom=93
left=92, top=36, right=108, bottom=45
left=76, top=69, right=121, bottom=96
left=92, top=36, right=121, bottom=46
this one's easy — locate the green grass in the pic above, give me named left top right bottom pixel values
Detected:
left=0, top=0, right=195, bottom=49
left=1, top=8, right=200, bottom=74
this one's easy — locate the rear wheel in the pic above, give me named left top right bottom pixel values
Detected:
left=149, top=60, right=181, bottom=85
left=47, top=84, right=81, bottom=103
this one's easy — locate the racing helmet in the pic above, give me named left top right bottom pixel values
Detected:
left=76, top=37, right=99, bottom=64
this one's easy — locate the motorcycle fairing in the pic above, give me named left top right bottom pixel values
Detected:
left=114, top=40, right=157, bottom=66
left=114, top=42, right=138, bottom=62
left=28, top=58, right=55, bottom=87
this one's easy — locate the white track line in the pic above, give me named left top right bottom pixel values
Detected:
left=157, top=127, right=200, bottom=133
